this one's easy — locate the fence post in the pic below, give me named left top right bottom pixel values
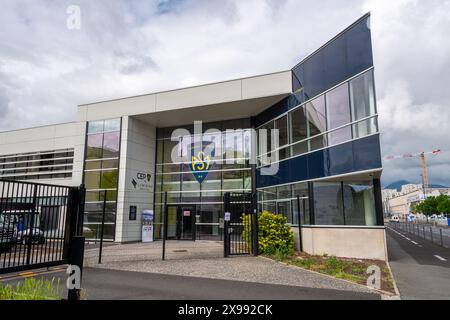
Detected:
left=67, top=236, right=85, bottom=300
left=26, top=185, right=38, bottom=265
left=252, top=192, right=258, bottom=257
left=430, top=227, right=433, bottom=243
left=162, top=192, right=168, bottom=261
left=296, top=195, right=303, bottom=253
left=98, top=190, right=107, bottom=264
left=76, top=184, right=86, bottom=236
left=223, top=192, right=230, bottom=258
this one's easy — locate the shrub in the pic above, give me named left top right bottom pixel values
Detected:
left=243, top=211, right=295, bottom=257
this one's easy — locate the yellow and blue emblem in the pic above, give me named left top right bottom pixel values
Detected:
left=190, top=142, right=215, bottom=184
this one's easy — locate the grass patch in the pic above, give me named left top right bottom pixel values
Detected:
left=0, top=277, right=62, bottom=300
left=271, top=253, right=396, bottom=295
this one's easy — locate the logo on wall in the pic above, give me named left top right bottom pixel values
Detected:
left=190, top=141, right=215, bottom=184
left=131, top=172, right=152, bottom=190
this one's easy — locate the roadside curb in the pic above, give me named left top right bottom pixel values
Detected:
left=258, top=255, right=399, bottom=298
left=384, top=259, right=401, bottom=300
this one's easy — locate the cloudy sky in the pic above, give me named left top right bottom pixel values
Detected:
left=0, top=0, right=449, bottom=187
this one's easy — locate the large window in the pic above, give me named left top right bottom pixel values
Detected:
left=257, top=183, right=309, bottom=225
left=350, top=71, right=377, bottom=138
left=326, top=83, right=352, bottom=145
left=342, top=181, right=376, bottom=226
left=83, top=118, right=121, bottom=241
left=313, top=182, right=345, bottom=225
left=257, top=69, right=378, bottom=164
left=313, top=180, right=376, bottom=226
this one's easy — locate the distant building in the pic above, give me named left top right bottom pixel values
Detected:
left=384, top=185, right=450, bottom=218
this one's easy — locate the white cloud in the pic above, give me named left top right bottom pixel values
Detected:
left=0, top=0, right=449, bottom=186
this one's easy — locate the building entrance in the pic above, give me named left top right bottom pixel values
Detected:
left=166, top=204, right=196, bottom=241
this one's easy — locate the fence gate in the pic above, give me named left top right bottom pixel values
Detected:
left=223, top=192, right=258, bottom=257
left=0, top=179, right=84, bottom=275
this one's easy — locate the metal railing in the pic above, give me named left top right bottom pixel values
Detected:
left=389, top=220, right=449, bottom=248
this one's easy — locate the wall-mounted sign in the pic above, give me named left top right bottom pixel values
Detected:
left=129, top=206, right=137, bottom=221
left=224, top=212, right=231, bottom=221
left=183, top=210, right=191, bottom=217
left=131, top=171, right=152, bottom=191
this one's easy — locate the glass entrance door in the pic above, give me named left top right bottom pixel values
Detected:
left=176, top=205, right=196, bottom=240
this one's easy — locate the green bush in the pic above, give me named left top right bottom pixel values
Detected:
left=0, top=277, right=61, bottom=300
left=243, top=211, right=295, bottom=257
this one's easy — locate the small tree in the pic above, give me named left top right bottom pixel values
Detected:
left=415, top=196, right=439, bottom=216
left=436, top=195, right=450, bottom=214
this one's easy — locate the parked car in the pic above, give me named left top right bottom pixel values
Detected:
left=389, top=215, right=400, bottom=222
left=407, top=214, right=416, bottom=222
left=0, top=213, right=16, bottom=252
left=2, top=210, right=46, bottom=245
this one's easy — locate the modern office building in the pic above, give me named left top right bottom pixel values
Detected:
left=0, top=14, right=387, bottom=260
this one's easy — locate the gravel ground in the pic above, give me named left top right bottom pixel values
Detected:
left=84, top=241, right=374, bottom=294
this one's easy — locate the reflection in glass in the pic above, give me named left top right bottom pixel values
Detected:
left=103, top=118, right=121, bottom=132
left=277, top=201, right=292, bottom=224
left=343, top=181, right=376, bottom=226
left=313, top=182, right=345, bottom=225
left=101, top=170, right=118, bottom=189
left=88, top=121, right=104, bottom=134
left=84, top=171, right=101, bottom=189
left=326, top=83, right=351, bottom=129
left=290, top=106, right=308, bottom=143
left=350, top=70, right=376, bottom=138
left=275, top=116, right=288, bottom=147
left=87, top=134, right=103, bottom=159
left=102, top=132, right=120, bottom=158
left=305, top=95, right=327, bottom=137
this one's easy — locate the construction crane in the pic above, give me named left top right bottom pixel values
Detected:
left=383, top=149, right=442, bottom=195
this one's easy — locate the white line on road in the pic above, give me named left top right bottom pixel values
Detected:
left=411, top=241, right=419, bottom=245
left=434, top=255, right=447, bottom=262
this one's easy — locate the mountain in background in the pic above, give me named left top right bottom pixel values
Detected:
left=383, top=180, right=448, bottom=191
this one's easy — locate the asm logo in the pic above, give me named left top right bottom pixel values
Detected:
left=190, top=142, right=215, bottom=184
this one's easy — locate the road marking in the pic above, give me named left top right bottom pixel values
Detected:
left=405, top=237, right=411, bottom=241
left=18, top=271, right=35, bottom=278
left=411, top=241, right=419, bottom=245
left=434, top=255, right=447, bottom=262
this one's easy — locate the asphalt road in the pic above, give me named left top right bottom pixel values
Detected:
left=386, top=226, right=450, bottom=300
left=0, top=267, right=380, bottom=300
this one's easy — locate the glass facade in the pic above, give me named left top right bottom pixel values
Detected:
left=258, top=179, right=376, bottom=227
left=154, top=119, right=252, bottom=239
left=257, top=69, right=378, bottom=165
left=83, top=118, right=121, bottom=241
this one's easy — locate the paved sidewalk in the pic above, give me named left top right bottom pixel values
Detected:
left=85, top=241, right=374, bottom=294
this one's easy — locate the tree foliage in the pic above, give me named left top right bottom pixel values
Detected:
left=415, top=195, right=450, bottom=215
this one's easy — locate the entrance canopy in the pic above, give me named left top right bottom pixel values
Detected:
left=77, top=71, right=292, bottom=127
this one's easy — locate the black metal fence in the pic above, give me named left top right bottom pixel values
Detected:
left=0, top=179, right=84, bottom=274
left=224, top=192, right=258, bottom=257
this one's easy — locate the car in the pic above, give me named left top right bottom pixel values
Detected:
left=0, top=214, right=16, bottom=252
left=390, top=215, right=400, bottom=222
left=2, top=210, right=46, bottom=245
